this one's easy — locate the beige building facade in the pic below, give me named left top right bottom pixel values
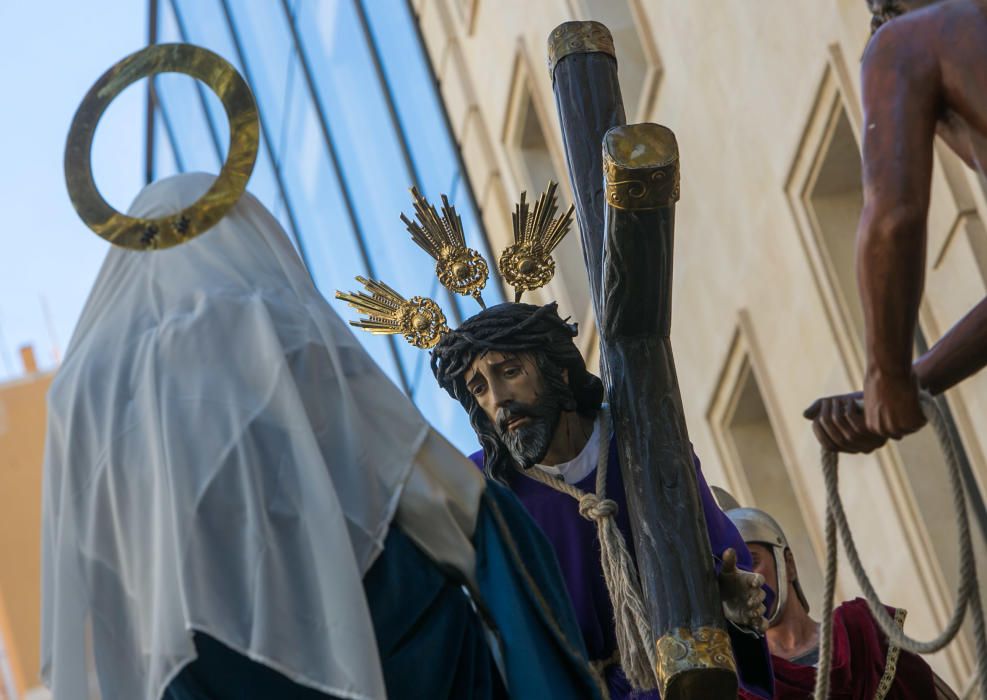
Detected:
left=414, top=0, right=987, bottom=694
left=0, top=352, right=52, bottom=699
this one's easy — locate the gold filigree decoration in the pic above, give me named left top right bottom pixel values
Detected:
left=335, top=277, right=448, bottom=350
left=655, top=626, right=736, bottom=697
left=65, top=43, right=258, bottom=250
left=401, top=187, right=488, bottom=308
left=547, top=21, right=615, bottom=76
left=498, top=181, right=575, bottom=303
left=603, top=123, right=680, bottom=211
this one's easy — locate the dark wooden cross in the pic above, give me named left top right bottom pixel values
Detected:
left=549, top=21, right=737, bottom=699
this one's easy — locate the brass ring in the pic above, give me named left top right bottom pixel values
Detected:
left=64, top=43, right=259, bottom=250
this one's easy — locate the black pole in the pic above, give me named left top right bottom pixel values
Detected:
left=548, top=23, right=625, bottom=328
left=144, top=0, right=159, bottom=184
left=550, top=23, right=738, bottom=698
left=600, top=124, right=736, bottom=699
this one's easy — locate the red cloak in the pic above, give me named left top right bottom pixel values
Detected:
left=741, top=598, right=938, bottom=699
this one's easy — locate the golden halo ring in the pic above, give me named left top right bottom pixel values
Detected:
left=64, top=43, right=259, bottom=250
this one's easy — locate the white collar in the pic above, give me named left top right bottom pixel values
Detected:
left=533, top=416, right=602, bottom=485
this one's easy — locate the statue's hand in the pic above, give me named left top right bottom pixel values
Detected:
left=718, top=548, right=767, bottom=633
left=803, top=391, right=887, bottom=454
left=863, top=368, right=926, bottom=440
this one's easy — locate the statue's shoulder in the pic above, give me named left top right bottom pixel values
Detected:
left=863, top=7, right=942, bottom=75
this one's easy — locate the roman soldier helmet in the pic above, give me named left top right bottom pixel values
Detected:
left=726, top=507, right=810, bottom=627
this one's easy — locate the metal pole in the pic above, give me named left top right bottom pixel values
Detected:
left=144, top=0, right=159, bottom=184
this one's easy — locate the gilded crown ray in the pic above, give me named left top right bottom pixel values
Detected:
left=338, top=180, right=574, bottom=351
left=401, top=187, right=489, bottom=308
left=498, top=181, right=575, bottom=302
left=335, top=277, right=448, bottom=350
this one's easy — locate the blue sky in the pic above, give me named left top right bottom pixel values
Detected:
left=0, top=2, right=148, bottom=381
left=0, top=1, right=485, bottom=450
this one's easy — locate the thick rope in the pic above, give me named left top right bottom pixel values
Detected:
left=815, top=479, right=839, bottom=700
left=814, top=393, right=987, bottom=700
left=518, top=407, right=659, bottom=691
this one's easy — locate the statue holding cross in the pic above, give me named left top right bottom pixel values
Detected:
left=337, top=21, right=774, bottom=699
left=547, top=20, right=773, bottom=699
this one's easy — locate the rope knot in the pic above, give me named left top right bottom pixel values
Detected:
left=578, top=493, right=618, bottom=521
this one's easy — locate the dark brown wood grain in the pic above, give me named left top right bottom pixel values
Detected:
left=550, top=49, right=625, bottom=326
left=551, top=28, right=736, bottom=699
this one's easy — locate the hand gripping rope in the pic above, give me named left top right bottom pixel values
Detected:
left=814, top=393, right=987, bottom=699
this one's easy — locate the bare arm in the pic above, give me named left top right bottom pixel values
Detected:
left=914, top=295, right=987, bottom=394
left=803, top=297, right=987, bottom=454
left=857, top=19, right=942, bottom=438
left=801, top=19, right=944, bottom=454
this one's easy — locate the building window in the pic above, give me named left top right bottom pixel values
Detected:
left=503, top=57, right=590, bottom=320
left=708, top=324, right=824, bottom=610
left=806, top=105, right=866, bottom=344
left=506, top=88, right=558, bottom=202
left=794, top=88, right=960, bottom=563
left=453, top=0, right=478, bottom=34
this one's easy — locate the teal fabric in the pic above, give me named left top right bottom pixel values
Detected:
left=163, top=482, right=600, bottom=700
left=477, top=481, right=604, bottom=700
left=362, top=520, right=503, bottom=699
left=368, top=481, right=602, bottom=699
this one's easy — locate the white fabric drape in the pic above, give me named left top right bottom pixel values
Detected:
left=41, top=173, right=482, bottom=700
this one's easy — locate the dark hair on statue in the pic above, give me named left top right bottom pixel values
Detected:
left=431, top=302, right=604, bottom=483
left=867, top=0, right=907, bottom=34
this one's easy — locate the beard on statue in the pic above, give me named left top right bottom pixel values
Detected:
left=461, top=345, right=596, bottom=480
left=495, top=396, right=563, bottom=469
left=430, top=302, right=605, bottom=483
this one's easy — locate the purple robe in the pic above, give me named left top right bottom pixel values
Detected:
left=470, top=437, right=774, bottom=699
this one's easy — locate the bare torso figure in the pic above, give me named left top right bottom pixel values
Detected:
left=806, top=0, right=987, bottom=452
left=924, top=2, right=987, bottom=174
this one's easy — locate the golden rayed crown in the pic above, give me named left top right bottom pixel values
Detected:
left=501, top=181, right=574, bottom=303
left=336, top=277, right=449, bottom=349
left=401, top=187, right=489, bottom=308
left=336, top=181, right=574, bottom=349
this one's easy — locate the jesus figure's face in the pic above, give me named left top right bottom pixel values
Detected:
left=464, top=350, right=565, bottom=468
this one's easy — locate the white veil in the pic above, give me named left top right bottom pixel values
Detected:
left=41, top=173, right=482, bottom=700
